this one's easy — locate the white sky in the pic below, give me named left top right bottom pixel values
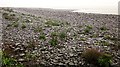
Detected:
left=0, top=0, right=119, bottom=14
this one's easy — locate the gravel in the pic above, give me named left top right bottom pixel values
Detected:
left=0, top=7, right=120, bottom=67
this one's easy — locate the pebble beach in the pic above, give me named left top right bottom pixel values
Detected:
left=0, top=7, right=120, bottom=67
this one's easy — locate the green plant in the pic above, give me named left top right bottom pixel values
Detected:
left=83, top=25, right=93, bottom=34
left=2, top=13, right=18, bottom=21
left=104, top=35, right=111, bottom=39
left=90, top=33, right=98, bottom=38
left=100, top=26, right=107, bottom=31
left=95, top=40, right=110, bottom=46
left=39, top=34, right=46, bottom=40
left=7, top=24, right=12, bottom=27
left=82, top=48, right=112, bottom=67
left=80, top=37, right=86, bottom=41
left=45, top=20, right=60, bottom=26
left=104, top=35, right=117, bottom=41
left=100, top=40, right=110, bottom=46
left=2, top=53, right=24, bottom=67
left=98, top=54, right=112, bottom=67
left=25, top=52, right=37, bottom=61
left=86, top=25, right=93, bottom=29
left=49, top=37, right=58, bottom=46
left=84, top=28, right=90, bottom=34
left=59, top=32, right=66, bottom=39
left=51, top=32, right=58, bottom=37
left=21, top=23, right=26, bottom=29
left=23, top=19, right=32, bottom=23
left=34, top=27, right=42, bottom=32
left=13, top=22, right=19, bottom=27
left=3, top=8, right=14, bottom=12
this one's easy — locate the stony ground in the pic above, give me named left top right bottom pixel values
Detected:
left=0, top=7, right=120, bottom=67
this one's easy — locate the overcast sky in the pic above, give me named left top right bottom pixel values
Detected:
left=0, top=0, right=119, bottom=14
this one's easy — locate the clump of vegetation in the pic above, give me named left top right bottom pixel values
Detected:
left=21, top=23, right=26, bottom=29
left=45, top=20, right=61, bottom=26
left=2, top=8, right=14, bottom=12
left=82, top=48, right=112, bottom=67
left=51, top=32, right=58, bottom=37
left=1, top=51, right=24, bottom=67
left=80, top=37, right=87, bottom=41
left=98, top=54, right=112, bottom=67
left=100, top=40, right=110, bottom=46
left=83, top=25, right=93, bottom=34
left=2, top=13, right=18, bottom=21
left=104, top=35, right=117, bottom=41
left=23, top=19, right=32, bottom=23
left=7, top=24, right=12, bottom=27
left=27, top=40, right=39, bottom=49
left=104, top=34, right=112, bottom=40
left=82, top=48, right=102, bottom=64
left=100, top=26, right=107, bottom=31
left=84, top=28, right=91, bottom=33
left=49, top=32, right=59, bottom=46
left=86, top=25, right=93, bottom=29
left=34, top=27, right=43, bottom=33
left=49, top=37, right=58, bottom=46
left=94, top=40, right=110, bottom=46
left=59, top=32, right=67, bottom=39
left=13, top=22, right=19, bottom=27
left=25, top=52, right=37, bottom=61
left=91, top=34, right=99, bottom=38
left=39, top=34, right=46, bottom=40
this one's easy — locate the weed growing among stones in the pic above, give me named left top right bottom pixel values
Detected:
left=51, top=32, right=58, bottom=37
left=94, top=40, right=110, bottom=46
left=34, top=27, right=43, bottom=33
left=21, top=23, right=26, bottom=29
left=2, top=13, right=18, bottom=21
left=82, top=48, right=112, bottom=67
left=2, top=8, right=14, bottom=12
left=100, top=40, right=110, bottom=46
left=82, top=48, right=102, bottom=64
left=98, top=54, right=112, bottom=67
left=100, top=26, right=107, bottom=31
left=45, top=20, right=61, bottom=26
left=2, top=51, right=24, bottom=67
left=59, top=32, right=67, bottom=39
left=23, top=19, right=32, bottom=23
left=80, top=37, right=87, bottom=41
left=7, top=24, right=12, bottom=27
left=13, top=22, right=19, bottom=27
left=86, top=25, right=93, bottom=29
left=83, top=25, right=93, bottom=34
left=39, top=34, right=46, bottom=40
left=84, top=28, right=91, bottom=34
left=49, top=37, right=58, bottom=46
